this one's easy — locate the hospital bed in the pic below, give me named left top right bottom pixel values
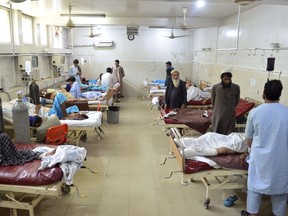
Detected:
left=156, top=98, right=256, bottom=135
left=142, top=79, right=166, bottom=98
left=0, top=143, right=71, bottom=216
left=186, top=80, right=212, bottom=109
left=1, top=93, right=104, bottom=146
left=43, top=89, right=113, bottom=111
left=186, top=98, right=212, bottom=109
left=161, top=128, right=248, bottom=209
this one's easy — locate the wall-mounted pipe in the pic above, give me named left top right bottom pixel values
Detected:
left=9, top=3, right=15, bottom=56
left=236, top=5, right=241, bottom=50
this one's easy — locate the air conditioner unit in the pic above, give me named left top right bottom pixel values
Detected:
left=94, top=41, right=113, bottom=47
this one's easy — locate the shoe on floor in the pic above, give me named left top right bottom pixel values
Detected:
left=121, top=95, right=124, bottom=98
left=241, top=210, right=250, bottom=216
left=223, top=195, right=238, bottom=207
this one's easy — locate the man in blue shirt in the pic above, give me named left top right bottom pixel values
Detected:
left=242, top=80, right=288, bottom=216
left=67, top=76, right=81, bottom=99
left=165, top=61, right=174, bottom=86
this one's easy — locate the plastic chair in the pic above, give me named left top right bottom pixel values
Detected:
left=45, top=124, right=68, bottom=145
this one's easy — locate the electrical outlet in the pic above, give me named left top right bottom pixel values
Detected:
left=250, top=79, right=256, bottom=87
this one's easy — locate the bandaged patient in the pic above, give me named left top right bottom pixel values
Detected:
left=174, top=132, right=248, bottom=159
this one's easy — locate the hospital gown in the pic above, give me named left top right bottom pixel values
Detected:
left=70, top=82, right=82, bottom=99
left=48, top=92, right=79, bottom=119
left=245, top=103, right=288, bottom=195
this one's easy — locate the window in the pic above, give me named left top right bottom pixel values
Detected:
left=22, top=14, right=33, bottom=44
left=0, top=7, right=11, bottom=43
left=40, top=24, right=48, bottom=46
left=53, top=26, right=63, bottom=48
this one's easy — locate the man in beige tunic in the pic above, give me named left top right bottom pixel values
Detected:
left=211, top=70, right=240, bottom=135
left=112, top=59, right=125, bottom=98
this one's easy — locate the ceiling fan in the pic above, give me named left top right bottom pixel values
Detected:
left=165, top=28, right=189, bottom=39
left=9, top=0, right=38, bottom=2
left=87, top=25, right=101, bottom=38
left=233, top=0, right=258, bottom=6
left=65, top=4, right=75, bottom=29
left=180, top=7, right=190, bottom=31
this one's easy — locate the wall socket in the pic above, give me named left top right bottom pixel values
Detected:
left=250, top=79, right=256, bottom=87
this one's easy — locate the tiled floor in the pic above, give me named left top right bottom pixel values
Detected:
left=0, top=97, right=285, bottom=216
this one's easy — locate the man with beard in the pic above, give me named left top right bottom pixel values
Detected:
left=211, top=70, right=240, bottom=135
left=164, top=70, right=187, bottom=109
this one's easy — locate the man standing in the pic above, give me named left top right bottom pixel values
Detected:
left=69, top=59, right=82, bottom=85
left=164, top=70, right=187, bottom=109
left=211, top=70, right=240, bottom=135
left=112, top=59, right=125, bottom=97
left=242, top=80, right=288, bottom=216
left=165, top=61, right=174, bottom=86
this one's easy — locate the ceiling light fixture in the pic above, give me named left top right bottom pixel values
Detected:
left=196, top=0, right=205, bottom=8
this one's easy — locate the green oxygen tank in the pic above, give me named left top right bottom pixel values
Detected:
left=0, top=96, right=4, bottom=132
left=12, top=91, right=30, bottom=144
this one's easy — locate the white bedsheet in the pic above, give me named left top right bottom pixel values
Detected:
left=2, top=101, right=102, bottom=129
left=60, top=111, right=102, bottom=129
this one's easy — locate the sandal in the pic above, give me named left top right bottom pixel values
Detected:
left=223, top=195, right=238, bottom=207
left=241, top=210, right=250, bottom=216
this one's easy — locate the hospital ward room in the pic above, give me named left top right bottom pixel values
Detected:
left=1, top=0, right=288, bottom=216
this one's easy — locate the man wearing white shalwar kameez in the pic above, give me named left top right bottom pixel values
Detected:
left=243, top=80, right=288, bottom=216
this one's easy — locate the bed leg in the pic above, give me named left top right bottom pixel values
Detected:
left=180, top=174, right=189, bottom=186
left=164, top=170, right=182, bottom=179
left=94, top=127, right=104, bottom=140
left=159, top=155, right=175, bottom=165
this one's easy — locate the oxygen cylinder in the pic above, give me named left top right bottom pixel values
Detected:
left=29, top=81, right=40, bottom=105
left=12, top=92, right=30, bottom=144
left=0, top=96, right=4, bottom=132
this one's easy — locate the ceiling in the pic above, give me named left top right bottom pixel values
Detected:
left=2, top=0, right=288, bottom=29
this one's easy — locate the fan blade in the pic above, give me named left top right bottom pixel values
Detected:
left=88, top=33, right=102, bottom=38
left=60, top=13, right=106, bottom=18
left=174, top=35, right=189, bottom=38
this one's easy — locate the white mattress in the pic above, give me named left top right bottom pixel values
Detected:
left=149, top=89, right=166, bottom=95
left=2, top=101, right=102, bottom=130
left=60, top=111, right=102, bottom=129
left=88, top=100, right=104, bottom=105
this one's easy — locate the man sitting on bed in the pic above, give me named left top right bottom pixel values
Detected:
left=174, top=132, right=248, bottom=158
left=67, top=76, right=82, bottom=99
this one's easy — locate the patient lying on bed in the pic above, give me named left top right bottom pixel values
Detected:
left=174, top=132, right=248, bottom=159
left=0, top=131, right=86, bottom=185
left=186, top=85, right=211, bottom=102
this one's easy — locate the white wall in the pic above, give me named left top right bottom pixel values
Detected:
left=193, top=4, right=288, bottom=106
left=69, top=27, right=194, bottom=96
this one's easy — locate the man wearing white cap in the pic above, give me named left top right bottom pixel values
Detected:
left=211, top=70, right=240, bottom=135
left=164, top=70, right=187, bottom=109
